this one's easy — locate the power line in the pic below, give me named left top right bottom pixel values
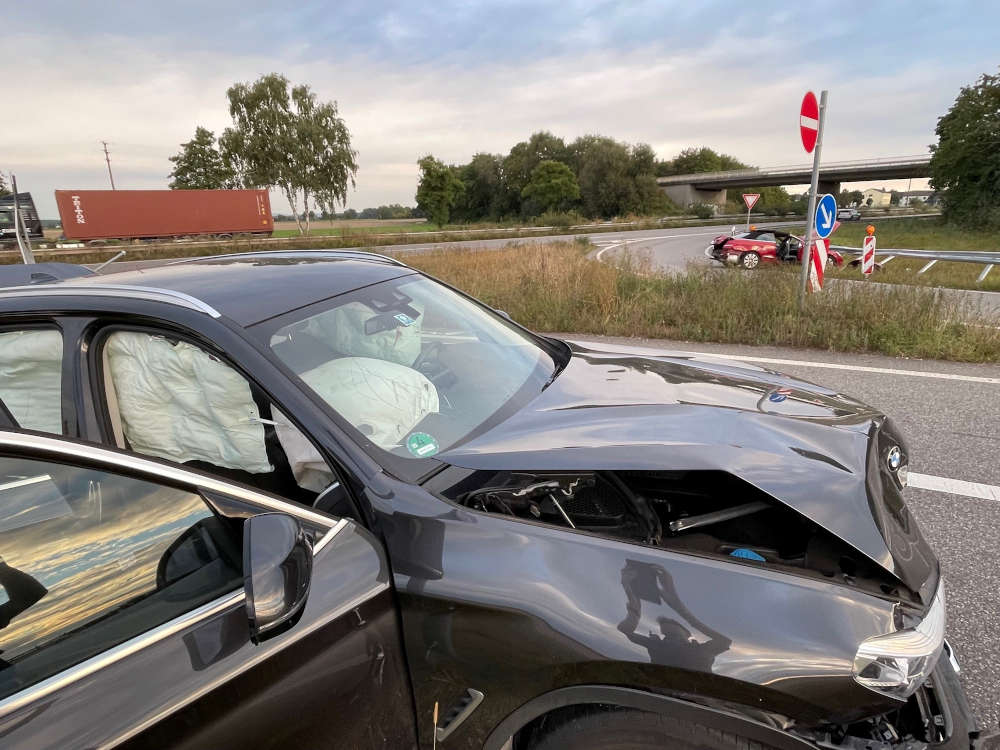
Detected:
left=100, top=140, right=116, bottom=190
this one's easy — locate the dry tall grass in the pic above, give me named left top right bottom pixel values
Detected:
left=404, top=241, right=1000, bottom=363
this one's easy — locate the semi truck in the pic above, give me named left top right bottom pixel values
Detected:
left=54, top=189, right=274, bottom=244
left=0, top=192, right=44, bottom=248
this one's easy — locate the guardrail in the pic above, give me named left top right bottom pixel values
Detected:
left=831, top=244, right=1000, bottom=284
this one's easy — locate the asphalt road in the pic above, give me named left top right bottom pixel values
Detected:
left=561, top=334, right=1000, bottom=732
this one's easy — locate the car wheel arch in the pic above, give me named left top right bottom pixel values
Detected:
left=482, top=685, right=816, bottom=750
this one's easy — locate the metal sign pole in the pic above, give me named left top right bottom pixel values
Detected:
left=798, top=90, right=827, bottom=308
left=10, top=175, right=35, bottom=265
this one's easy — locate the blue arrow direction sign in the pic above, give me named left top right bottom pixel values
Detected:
left=814, top=193, right=837, bottom=239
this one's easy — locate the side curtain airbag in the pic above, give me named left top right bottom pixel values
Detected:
left=105, top=332, right=273, bottom=473
left=0, top=330, right=62, bottom=434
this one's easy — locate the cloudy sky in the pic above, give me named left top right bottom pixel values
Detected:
left=7, top=1, right=999, bottom=218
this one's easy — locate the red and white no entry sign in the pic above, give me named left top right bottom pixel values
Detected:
left=862, top=234, right=876, bottom=276
left=807, top=237, right=828, bottom=292
left=800, top=91, right=819, bottom=153
left=742, top=193, right=760, bottom=211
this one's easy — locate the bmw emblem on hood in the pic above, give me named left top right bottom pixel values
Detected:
left=887, top=446, right=902, bottom=471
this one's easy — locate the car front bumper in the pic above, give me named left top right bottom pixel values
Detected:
left=811, top=649, right=995, bottom=750
left=705, top=245, right=739, bottom=264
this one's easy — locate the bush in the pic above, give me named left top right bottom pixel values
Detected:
left=533, top=211, right=585, bottom=228
left=692, top=203, right=715, bottom=219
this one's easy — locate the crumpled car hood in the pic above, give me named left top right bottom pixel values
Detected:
left=439, top=341, right=935, bottom=596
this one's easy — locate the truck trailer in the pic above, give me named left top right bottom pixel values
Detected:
left=54, top=189, right=273, bottom=244
left=0, top=192, right=44, bottom=248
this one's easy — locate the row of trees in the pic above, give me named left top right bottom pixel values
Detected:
left=168, top=73, right=358, bottom=234
left=416, top=131, right=675, bottom=226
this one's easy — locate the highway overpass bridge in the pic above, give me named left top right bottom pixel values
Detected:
left=657, top=154, right=931, bottom=206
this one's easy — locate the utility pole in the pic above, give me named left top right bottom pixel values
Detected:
left=9, top=174, right=35, bottom=264
left=101, top=140, right=116, bottom=190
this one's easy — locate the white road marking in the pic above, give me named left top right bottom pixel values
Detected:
left=909, top=473, right=1000, bottom=502
left=683, top=352, right=1000, bottom=385
left=595, top=230, right=728, bottom=261
left=595, top=243, right=623, bottom=261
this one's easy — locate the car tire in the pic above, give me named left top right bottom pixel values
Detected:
left=527, top=708, right=780, bottom=750
left=740, top=252, right=760, bottom=270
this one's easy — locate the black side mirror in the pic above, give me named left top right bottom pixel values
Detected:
left=243, top=513, right=313, bottom=644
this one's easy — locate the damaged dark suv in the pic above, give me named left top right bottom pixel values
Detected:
left=0, top=253, right=986, bottom=750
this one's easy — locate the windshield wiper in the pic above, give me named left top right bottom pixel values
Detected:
left=542, top=361, right=565, bottom=390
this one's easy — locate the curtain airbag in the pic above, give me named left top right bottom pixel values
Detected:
left=105, top=332, right=272, bottom=473
left=0, top=330, right=62, bottom=434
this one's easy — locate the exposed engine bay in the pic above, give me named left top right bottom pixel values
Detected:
left=451, top=469, right=915, bottom=601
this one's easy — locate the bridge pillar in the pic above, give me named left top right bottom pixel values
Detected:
left=660, top=183, right=727, bottom=209
left=818, top=180, right=840, bottom=197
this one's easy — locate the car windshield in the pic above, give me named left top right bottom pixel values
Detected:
left=255, top=274, right=559, bottom=462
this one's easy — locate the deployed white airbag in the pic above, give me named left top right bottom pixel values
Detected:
left=105, top=332, right=273, bottom=473
left=298, top=356, right=438, bottom=449
left=273, top=409, right=335, bottom=493
left=303, top=301, right=423, bottom=366
left=0, top=330, right=62, bottom=434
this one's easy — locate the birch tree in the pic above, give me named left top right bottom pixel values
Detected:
left=220, top=73, right=358, bottom=235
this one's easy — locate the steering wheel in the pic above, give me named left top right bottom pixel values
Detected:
left=412, top=340, right=442, bottom=373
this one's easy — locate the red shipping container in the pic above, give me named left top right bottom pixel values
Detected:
left=54, top=189, right=273, bottom=241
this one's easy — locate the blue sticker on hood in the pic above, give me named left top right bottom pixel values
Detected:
left=730, top=548, right=766, bottom=562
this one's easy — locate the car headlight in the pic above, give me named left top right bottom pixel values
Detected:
left=853, top=582, right=945, bottom=699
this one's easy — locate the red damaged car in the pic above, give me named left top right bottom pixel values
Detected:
left=706, top=227, right=844, bottom=270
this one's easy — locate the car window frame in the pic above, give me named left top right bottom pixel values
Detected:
left=85, top=320, right=347, bottom=501
left=0, top=429, right=343, bottom=722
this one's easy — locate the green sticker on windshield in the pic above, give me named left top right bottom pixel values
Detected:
left=406, top=431, right=440, bottom=458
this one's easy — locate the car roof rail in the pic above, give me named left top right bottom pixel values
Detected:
left=167, top=249, right=411, bottom=269
left=0, top=284, right=222, bottom=318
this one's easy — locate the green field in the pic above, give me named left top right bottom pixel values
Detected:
left=271, top=221, right=431, bottom=237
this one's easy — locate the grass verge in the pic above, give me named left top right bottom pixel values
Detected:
left=402, top=240, right=1000, bottom=363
